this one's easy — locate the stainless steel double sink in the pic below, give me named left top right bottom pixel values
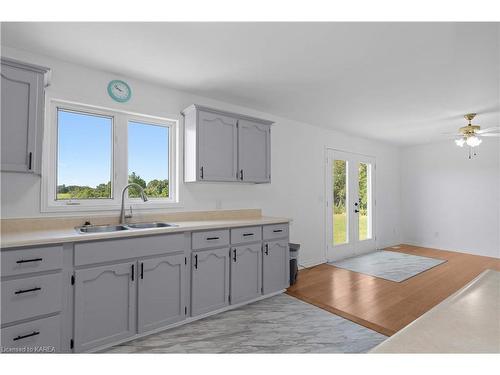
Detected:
left=76, top=222, right=177, bottom=234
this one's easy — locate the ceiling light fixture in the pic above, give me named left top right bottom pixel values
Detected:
left=446, top=113, right=500, bottom=159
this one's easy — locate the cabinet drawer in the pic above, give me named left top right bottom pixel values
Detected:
left=1, top=273, right=62, bottom=324
left=192, top=229, right=229, bottom=250
left=263, top=223, right=289, bottom=240
left=1, top=245, right=63, bottom=277
left=74, top=233, right=187, bottom=266
left=1, top=315, right=60, bottom=353
left=230, top=226, right=262, bottom=244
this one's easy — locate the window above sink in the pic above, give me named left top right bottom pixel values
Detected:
left=41, top=99, right=180, bottom=213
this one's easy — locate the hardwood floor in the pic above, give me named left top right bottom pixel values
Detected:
left=286, top=244, right=500, bottom=336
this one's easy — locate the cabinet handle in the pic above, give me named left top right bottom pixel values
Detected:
left=140, top=262, right=144, bottom=280
left=240, top=169, right=244, bottom=180
left=273, top=229, right=283, bottom=233
left=265, top=244, right=269, bottom=255
left=200, top=166, right=204, bottom=179
left=13, top=331, right=40, bottom=341
left=194, top=254, right=198, bottom=269
left=242, top=233, right=254, bottom=237
left=206, top=237, right=219, bottom=241
left=233, top=249, right=237, bottom=262
left=28, top=152, right=32, bottom=170
left=131, top=264, right=135, bottom=281
left=16, top=258, right=43, bottom=264
left=14, top=287, right=41, bottom=295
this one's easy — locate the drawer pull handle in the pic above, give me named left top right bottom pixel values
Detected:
left=13, top=331, right=40, bottom=341
left=14, top=287, right=42, bottom=295
left=16, top=258, right=43, bottom=264
left=242, top=233, right=254, bottom=237
left=206, top=237, right=219, bottom=240
left=273, top=229, right=283, bottom=233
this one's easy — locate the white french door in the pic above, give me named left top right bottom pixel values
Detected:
left=326, top=149, right=376, bottom=262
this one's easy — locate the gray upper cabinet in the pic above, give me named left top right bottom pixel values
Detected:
left=74, top=261, right=136, bottom=352
left=197, top=110, right=238, bottom=181
left=182, top=104, right=273, bottom=183
left=238, top=119, right=271, bottom=183
left=262, top=240, right=289, bottom=295
left=230, top=243, right=262, bottom=304
left=1, top=58, right=50, bottom=174
left=138, top=254, right=186, bottom=333
left=191, top=247, right=230, bottom=316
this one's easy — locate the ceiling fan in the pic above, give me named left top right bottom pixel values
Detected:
left=448, top=113, right=500, bottom=158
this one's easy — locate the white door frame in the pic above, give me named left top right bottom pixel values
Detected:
left=325, top=148, right=377, bottom=262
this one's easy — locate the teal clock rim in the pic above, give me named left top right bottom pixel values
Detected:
left=107, top=80, right=132, bottom=103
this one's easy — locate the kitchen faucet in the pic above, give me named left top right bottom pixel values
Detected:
left=120, top=183, right=148, bottom=224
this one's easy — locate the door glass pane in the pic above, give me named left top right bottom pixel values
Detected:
left=128, top=121, right=170, bottom=198
left=56, top=109, right=112, bottom=200
left=333, top=159, right=348, bottom=245
left=358, top=162, right=372, bottom=240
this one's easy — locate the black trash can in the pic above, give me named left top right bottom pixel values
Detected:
left=289, top=243, right=300, bottom=286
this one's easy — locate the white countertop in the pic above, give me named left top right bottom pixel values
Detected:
left=370, top=269, right=500, bottom=353
left=0, top=216, right=290, bottom=249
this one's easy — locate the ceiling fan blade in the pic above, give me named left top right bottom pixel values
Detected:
left=477, top=126, right=500, bottom=134
left=479, top=133, right=500, bottom=137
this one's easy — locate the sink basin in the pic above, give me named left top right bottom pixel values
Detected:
left=125, top=222, right=177, bottom=229
left=76, top=225, right=129, bottom=234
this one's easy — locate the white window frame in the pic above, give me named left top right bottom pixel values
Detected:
left=41, top=98, right=179, bottom=213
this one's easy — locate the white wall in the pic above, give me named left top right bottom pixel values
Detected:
left=0, top=46, right=402, bottom=266
left=401, top=139, right=500, bottom=258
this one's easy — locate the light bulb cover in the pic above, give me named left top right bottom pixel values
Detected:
left=455, top=138, right=465, bottom=147
left=466, top=136, right=482, bottom=147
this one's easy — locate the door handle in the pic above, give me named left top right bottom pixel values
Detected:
left=131, top=264, right=135, bottom=281
left=194, top=254, right=198, bottom=269
left=140, top=262, right=144, bottom=280
left=354, top=209, right=359, bottom=213
left=240, top=169, right=244, bottom=180
left=14, top=287, right=41, bottom=295
left=233, top=249, right=237, bottom=262
left=13, top=331, right=40, bottom=341
left=200, top=166, right=204, bottom=179
left=16, top=258, right=43, bottom=264
left=264, top=244, right=269, bottom=255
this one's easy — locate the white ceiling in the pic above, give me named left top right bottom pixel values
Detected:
left=2, top=22, right=499, bottom=145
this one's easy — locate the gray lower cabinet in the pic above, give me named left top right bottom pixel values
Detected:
left=1, top=58, right=50, bottom=174
left=262, top=240, right=289, bottom=294
left=138, top=253, right=186, bottom=333
left=1, top=315, right=61, bottom=353
left=230, top=243, right=262, bottom=304
left=191, top=247, right=230, bottom=316
left=74, top=261, right=136, bottom=352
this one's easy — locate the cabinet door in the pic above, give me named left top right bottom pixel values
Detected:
left=238, top=119, right=270, bottom=183
left=191, top=247, right=230, bottom=316
left=262, top=240, right=289, bottom=294
left=230, top=243, right=262, bottom=304
left=138, top=254, right=186, bottom=333
left=74, top=262, right=136, bottom=352
left=198, top=110, right=238, bottom=181
left=1, top=63, right=43, bottom=173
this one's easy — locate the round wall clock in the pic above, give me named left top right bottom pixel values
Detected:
left=107, top=80, right=132, bottom=103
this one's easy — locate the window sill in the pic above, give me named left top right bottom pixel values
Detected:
left=41, top=201, right=183, bottom=214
